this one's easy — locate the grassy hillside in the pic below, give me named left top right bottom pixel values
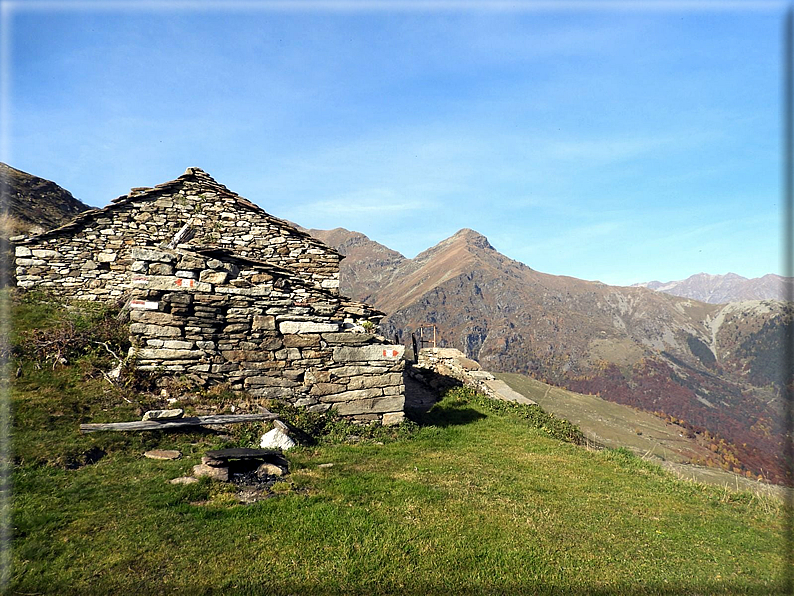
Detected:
left=5, top=291, right=789, bottom=594
left=496, top=372, right=791, bottom=499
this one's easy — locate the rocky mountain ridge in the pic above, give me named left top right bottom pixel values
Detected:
left=308, top=226, right=792, bottom=484
left=635, top=272, right=793, bottom=304
left=1, top=163, right=90, bottom=237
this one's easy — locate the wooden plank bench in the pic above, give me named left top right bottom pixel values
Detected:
left=79, top=412, right=278, bottom=433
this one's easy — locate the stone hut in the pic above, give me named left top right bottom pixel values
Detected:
left=12, top=168, right=405, bottom=424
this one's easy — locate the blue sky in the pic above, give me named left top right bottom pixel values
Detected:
left=2, top=1, right=786, bottom=286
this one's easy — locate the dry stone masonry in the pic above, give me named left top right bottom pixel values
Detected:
left=414, top=347, right=535, bottom=406
left=13, top=168, right=406, bottom=424
left=13, top=167, right=340, bottom=299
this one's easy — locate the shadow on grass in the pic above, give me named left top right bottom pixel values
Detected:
left=403, top=365, right=487, bottom=427
left=406, top=402, right=487, bottom=428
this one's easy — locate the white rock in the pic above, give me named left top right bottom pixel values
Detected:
left=259, top=427, right=297, bottom=450
left=142, top=408, right=184, bottom=421
left=279, top=321, right=339, bottom=334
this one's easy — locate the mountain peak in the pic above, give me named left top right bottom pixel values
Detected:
left=449, top=228, right=494, bottom=250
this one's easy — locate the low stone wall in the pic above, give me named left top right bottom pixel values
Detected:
left=413, top=347, right=534, bottom=406
left=126, top=246, right=405, bottom=424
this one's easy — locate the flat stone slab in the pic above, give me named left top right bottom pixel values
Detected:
left=144, top=449, right=182, bottom=460
left=204, top=447, right=281, bottom=461
left=483, top=379, right=537, bottom=405
left=142, top=408, right=184, bottom=421
left=468, top=370, right=495, bottom=381
left=170, top=476, right=198, bottom=485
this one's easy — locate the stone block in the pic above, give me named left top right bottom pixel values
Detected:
left=307, top=403, right=331, bottom=413
left=244, top=376, right=300, bottom=388
left=149, top=262, right=174, bottom=275
left=258, top=336, right=283, bottom=350
left=259, top=427, right=297, bottom=450
left=135, top=348, right=203, bottom=360
left=162, top=340, right=194, bottom=350
left=14, top=246, right=31, bottom=257
left=131, top=275, right=212, bottom=292
left=129, top=323, right=182, bottom=338
left=177, top=255, right=206, bottom=270
left=283, top=334, right=320, bottom=348
left=330, top=365, right=389, bottom=378
left=221, top=350, right=273, bottom=362
left=215, top=286, right=272, bottom=297
left=202, top=455, right=225, bottom=467
left=333, top=396, right=405, bottom=416
left=192, top=463, right=229, bottom=481
left=274, top=347, right=301, bottom=360
left=96, top=252, right=117, bottom=263
left=346, top=373, right=404, bottom=391
left=381, top=412, right=406, bottom=426
left=247, top=386, right=293, bottom=399
left=279, top=321, right=339, bottom=334
left=256, top=463, right=286, bottom=477
left=282, top=369, right=305, bottom=381
left=200, top=270, right=229, bottom=284
left=382, top=384, right=404, bottom=396
left=252, top=315, right=276, bottom=330
left=131, top=247, right=175, bottom=262
left=129, top=311, right=176, bottom=325
left=309, top=383, right=347, bottom=397
left=305, top=369, right=332, bottom=384
left=332, top=345, right=405, bottom=363
left=321, top=332, right=375, bottom=345
left=319, top=388, right=383, bottom=403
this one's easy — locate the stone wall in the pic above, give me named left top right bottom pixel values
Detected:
left=126, top=245, right=405, bottom=424
left=413, top=347, right=534, bottom=406
left=13, top=168, right=340, bottom=300
left=11, top=167, right=407, bottom=424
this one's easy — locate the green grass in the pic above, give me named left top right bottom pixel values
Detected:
left=6, top=291, right=790, bottom=594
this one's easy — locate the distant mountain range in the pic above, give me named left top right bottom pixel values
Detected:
left=634, top=272, right=794, bottom=304
left=308, top=226, right=792, bottom=484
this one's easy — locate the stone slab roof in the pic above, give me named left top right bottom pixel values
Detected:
left=13, top=167, right=343, bottom=259
left=176, top=244, right=385, bottom=321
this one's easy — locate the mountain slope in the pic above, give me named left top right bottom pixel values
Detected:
left=305, top=227, right=407, bottom=305
left=635, top=272, right=794, bottom=303
left=309, top=226, right=792, bottom=484
left=0, top=163, right=90, bottom=236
